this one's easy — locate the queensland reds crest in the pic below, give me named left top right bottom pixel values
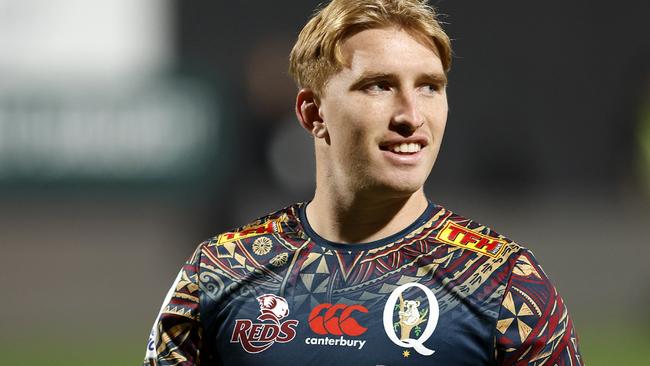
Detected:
left=230, top=294, right=299, bottom=353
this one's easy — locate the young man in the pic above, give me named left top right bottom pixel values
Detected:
left=144, top=1, right=582, bottom=365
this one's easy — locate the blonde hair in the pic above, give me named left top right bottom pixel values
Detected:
left=289, top=0, right=452, bottom=95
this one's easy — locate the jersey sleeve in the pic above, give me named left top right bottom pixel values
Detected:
left=495, top=250, right=583, bottom=366
left=144, top=244, right=203, bottom=366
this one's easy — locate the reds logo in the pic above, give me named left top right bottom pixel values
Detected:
left=308, top=303, right=368, bottom=336
left=230, top=294, right=299, bottom=353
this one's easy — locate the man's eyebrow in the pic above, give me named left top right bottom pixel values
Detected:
left=419, top=72, right=448, bottom=85
left=349, top=71, right=448, bottom=89
left=349, top=72, right=396, bottom=89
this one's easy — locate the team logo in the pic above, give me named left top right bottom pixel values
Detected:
left=383, top=283, right=439, bottom=356
left=309, top=303, right=368, bottom=336
left=304, top=303, right=368, bottom=350
left=230, top=294, right=299, bottom=353
left=435, top=221, right=506, bottom=257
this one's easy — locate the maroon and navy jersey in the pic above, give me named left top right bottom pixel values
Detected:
left=144, top=202, right=582, bottom=365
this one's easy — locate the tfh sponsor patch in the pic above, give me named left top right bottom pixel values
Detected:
left=217, top=219, right=283, bottom=244
left=435, top=221, right=506, bottom=258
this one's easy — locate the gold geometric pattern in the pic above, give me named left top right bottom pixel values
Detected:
left=496, top=318, right=514, bottom=334
left=518, top=303, right=534, bottom=316
left=516, top=319, right=533, bottom=342
left=270, top=252, right=288, bottom=267
left=415, top=253, right=454, bottom=277
left=498, top=290, right=537, bottom=342
left=300, top=252, right=322, bottom=269
left=502, top=292, right=516, bottom=315
left=233, top=253, right=247, bottom=266
left=175, top=271, right=199, bottom=294
left=300, top=273, right=314, bottom=289
left=315, top=256, right=329, bottom=274
left=216, top=241, right=236, bottom=258
left=252, top=237, right=273, bottom=255
left=162, top=305, right=197, bottom=320
left=513, top=255, right=541, bottom=279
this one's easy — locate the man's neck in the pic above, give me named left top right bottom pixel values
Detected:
left=305, top=188, right=429, bottom=244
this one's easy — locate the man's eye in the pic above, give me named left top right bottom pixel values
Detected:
left=365, top=82, right=391, bottom=92
left=420, top=84, right=440, bottom=94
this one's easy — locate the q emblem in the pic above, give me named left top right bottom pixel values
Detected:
left=382, top=283, right=439, bottom=356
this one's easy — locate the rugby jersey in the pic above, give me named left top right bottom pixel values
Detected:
left=144, top=201, right=582, bottom=365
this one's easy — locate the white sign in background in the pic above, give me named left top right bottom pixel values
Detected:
left=0, top=1, right=222, bottom=181
left=0, top=0, right=173, bottom=83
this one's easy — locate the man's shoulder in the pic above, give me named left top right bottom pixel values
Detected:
left=430, top=203, right=527, bottom=261
left=202, top=203, right=305, bottom=248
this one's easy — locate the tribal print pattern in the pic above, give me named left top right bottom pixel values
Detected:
left=144, top=202, right=581, bottom=366
left=495, top=251, right=583, bottom=365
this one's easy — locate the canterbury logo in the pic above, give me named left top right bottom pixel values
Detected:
left=308, top=303, right=368, bottom=336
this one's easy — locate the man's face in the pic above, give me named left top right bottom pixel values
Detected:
left=315, top=27, right=448, bottom=196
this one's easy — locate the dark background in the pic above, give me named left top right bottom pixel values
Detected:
left=0, top=1, right=648, bottom=364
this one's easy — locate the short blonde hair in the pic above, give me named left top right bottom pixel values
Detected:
left=289, top=0, right=452, bottom=96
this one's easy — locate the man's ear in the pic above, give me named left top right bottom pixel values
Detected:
left=295, top=88, right=328, bottom=139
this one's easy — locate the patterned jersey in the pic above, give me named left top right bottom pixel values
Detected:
left=144, top=202, right=582, bottom=366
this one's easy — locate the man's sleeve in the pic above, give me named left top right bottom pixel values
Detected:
left=144, top=244, right=203, bottom=366
left=495, top=250, right=583, bottom=365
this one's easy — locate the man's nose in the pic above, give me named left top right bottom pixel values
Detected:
left=391, top=91, right=424, bottom=134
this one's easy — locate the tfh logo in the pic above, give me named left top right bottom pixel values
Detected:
left=230, top=294, right=299, bottom=353
left=435, top=221, right=506, bottom=257
left=308, top=303, right=368, bottom=336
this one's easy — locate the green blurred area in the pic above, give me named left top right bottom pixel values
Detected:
left=577, top=323, right=650, bottom=365
left=0, top=335, right=144, bottom=366
left=1, top=323, right=647, bottom=365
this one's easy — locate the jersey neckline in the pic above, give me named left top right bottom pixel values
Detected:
left=297, top=200, right=438, bottom=252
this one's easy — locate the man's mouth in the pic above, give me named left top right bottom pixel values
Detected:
left=389, top=143, right=422, bottom=154
left=380, top=142, right=423, bottom=154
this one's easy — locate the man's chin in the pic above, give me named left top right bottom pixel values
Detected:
left=366, top=177, right=426, bottom=198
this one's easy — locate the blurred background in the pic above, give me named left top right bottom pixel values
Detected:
left=0, top=0, right=648, bottom=364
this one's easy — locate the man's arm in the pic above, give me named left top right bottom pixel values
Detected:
left=495, top=250, right=583, bottom=365
left=144, top=245, right=203, bottom=366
